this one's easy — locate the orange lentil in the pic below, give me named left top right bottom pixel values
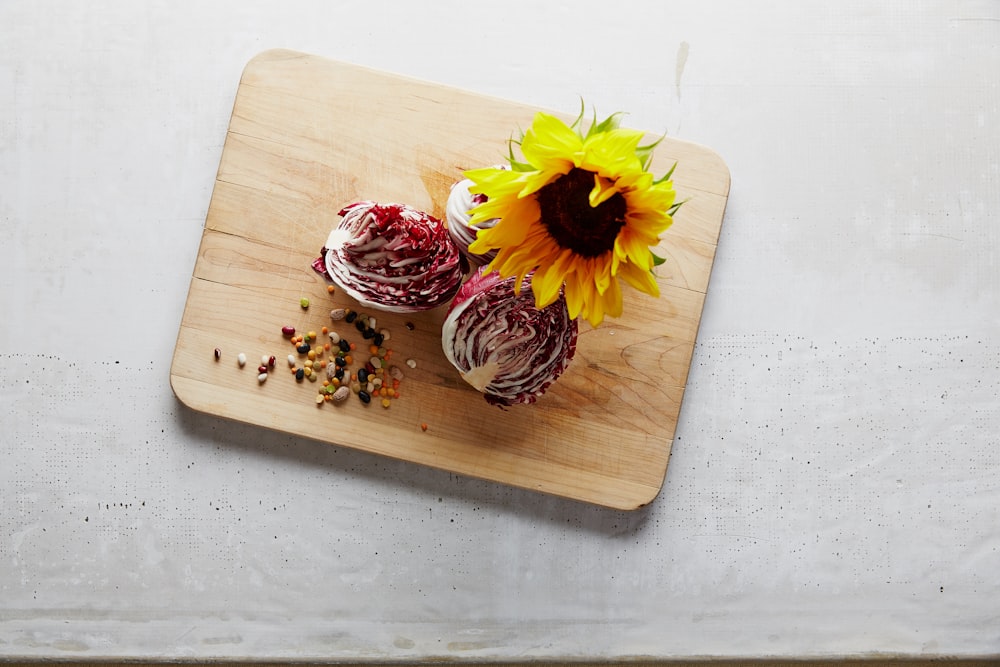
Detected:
left=327, top=285, right=335, bottom=294
left=344, top=355, right=353, bottom=365
left=349, top=342, right=356, bottom=351
left=420, top=423, right=428, bottom=431
left=392, top=379, right=400, bottom=389
left=324, top=342, right=331, bottom=351
left=369, top=344, right=379, bottom=355
left=321, top=326, right=328, bottom=335
left=320, top=359, right=327, bottom=369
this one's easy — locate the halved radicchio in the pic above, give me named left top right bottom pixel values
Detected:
left=445, top=177, right=499, bottom=267
left=441, top=267, right=578, bottom=407
left=321, top=201, right=463, bottom=312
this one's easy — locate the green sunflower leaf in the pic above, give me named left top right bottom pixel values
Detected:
left=651, top=251, right=667, bottom=267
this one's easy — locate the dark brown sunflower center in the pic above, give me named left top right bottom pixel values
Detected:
left=536, top=167, right=626, bottom=258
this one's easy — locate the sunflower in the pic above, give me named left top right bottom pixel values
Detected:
left=465, top=108, right=681, bottom=327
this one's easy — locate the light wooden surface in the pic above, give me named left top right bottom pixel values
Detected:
left=169, top=49, right=730, bottom=510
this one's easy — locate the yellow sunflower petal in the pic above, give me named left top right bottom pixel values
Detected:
left=520, top=166, right=569, bottom=198
left=563, top=277, right=584, bottom=320
left=614, top=227, right=654, bottom=271
left=521, top=112, right=583, bottom=172
left=601, top=279, right=624, bottom=320
left=532, top=248, right=578, bottom=308
left=592, top=255, right=614, bottom=295
left=617, top=260, right=661, bottom=298
left=588, top=174, right=622, bottom=207
left=626, top=181, right=676, bottom=214
left=580, top=128, right=645, bottom=179
left=465, top=166, right=522, bottom=194
left=623, top=206, right=673, bottom=236
left=468, top=196, right=541, bottom=252
left=576, top=276, right=601, bottom=326
left=531, top=265, right=563, bottom=309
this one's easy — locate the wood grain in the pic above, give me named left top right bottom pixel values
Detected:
left=169, top=49, right=730, bottom=509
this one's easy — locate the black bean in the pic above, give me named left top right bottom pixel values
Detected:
left=297, top=343, right=310, bottom=354
left=335, top=356, right=347, bottom=368
left=358, top=390, right=371, bottom=404
left=338, top=339, right=351, bottom=353
left=357, top=368, right=368, bottom=384
left=295, top=368, right=305, bottom=381
left=373, top=333, right=384, bottom=346
left=345, top=311, right=358, bottom=323
left=362, top=327, right=375, bottom=339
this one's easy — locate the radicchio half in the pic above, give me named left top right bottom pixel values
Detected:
left=322, top=201, right=463, bottom=312
left=445, top=177, right=499, bottom=267
left=441, top=267, right=578, bottom=407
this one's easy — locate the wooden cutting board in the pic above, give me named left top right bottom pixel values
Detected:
left=169, top=49, right=730, bottom=510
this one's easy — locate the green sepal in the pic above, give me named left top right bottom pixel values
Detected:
left=570, top=98, right=586, bottom=133
left=586, top=109, right=624, bottom=139
left=636, top=134, right=666, bottom=170
left=652, top=161, right=678, bottom=186
left=666, top=197, right=689, bottom=216
left=651, top=251, right=667, bottom=267
left=506, top=133, right=533, bottom=172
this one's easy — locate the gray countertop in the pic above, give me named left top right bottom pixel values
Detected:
left=3, top=0, right=999, bottom=660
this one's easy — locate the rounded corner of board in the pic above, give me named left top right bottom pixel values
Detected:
left=168, top=371, right=201, bottom=414
left=692, top=142, right=733, bottom=197
left=240, top=48, right=309, bottom=77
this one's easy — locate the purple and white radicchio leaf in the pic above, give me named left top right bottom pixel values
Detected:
left=323, top=201, right=463, bottom=312
left=441, top=267, right=578, bottom=407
